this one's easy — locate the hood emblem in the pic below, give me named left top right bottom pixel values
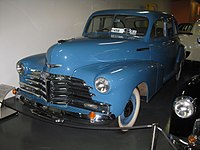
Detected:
left=41, top=72, right=48, bottom=79
left=46, top=63, right=62, bottom=68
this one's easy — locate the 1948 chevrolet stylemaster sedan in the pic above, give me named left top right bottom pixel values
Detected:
left=15, top=9, right=185, bottom=127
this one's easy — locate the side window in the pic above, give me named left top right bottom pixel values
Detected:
left=151, top=18, right=165, bottom=38
left=173, top=20, right=178, bottom=35
left=167, top=18, right=173, bottom=37
left=87, top=16, right=113, bottom=33
left=167, top=17, right=178, bottom=37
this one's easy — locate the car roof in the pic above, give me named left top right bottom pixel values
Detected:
left=90, top=9, right=172, bottom=22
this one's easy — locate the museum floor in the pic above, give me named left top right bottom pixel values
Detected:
left=0, top=63, right=199, bottom=150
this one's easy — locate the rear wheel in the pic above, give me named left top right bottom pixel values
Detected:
left=118, top=88, right=140, bottom=128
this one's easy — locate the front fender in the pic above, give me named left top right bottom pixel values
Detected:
left=18, top=53, right=46, bottom=82
left=18, top=53, right=46, bottom=73
left=73, top=60, right=162, bottom=116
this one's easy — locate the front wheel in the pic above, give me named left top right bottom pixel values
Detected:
left=118, top=88, right=140, bottom=128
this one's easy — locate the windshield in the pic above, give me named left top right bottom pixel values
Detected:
left=85, top=15, right=149, bottom=39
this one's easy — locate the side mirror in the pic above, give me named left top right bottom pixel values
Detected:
left=197, top=37, right=200, bottom=44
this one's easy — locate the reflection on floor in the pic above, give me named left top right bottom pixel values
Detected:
left=0, top=63, right=199, bottom=150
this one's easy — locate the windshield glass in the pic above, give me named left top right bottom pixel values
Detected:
left=85, top=15, right=149, bottom=39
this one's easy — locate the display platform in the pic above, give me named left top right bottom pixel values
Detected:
left=0, top=80, right=178, bottom=150
left=1, top=99, right=176, bottom=150
left=0, top=67, right=197, bottom=150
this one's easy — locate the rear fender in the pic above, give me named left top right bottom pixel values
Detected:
left=176, top=44, right=185, bottom=64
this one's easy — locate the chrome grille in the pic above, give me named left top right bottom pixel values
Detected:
left=19, top=71, right=93, bottom=103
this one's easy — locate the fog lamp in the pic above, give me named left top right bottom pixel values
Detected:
left=89, top=112, right=96, bottom=120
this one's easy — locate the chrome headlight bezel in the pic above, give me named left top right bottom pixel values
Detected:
left=173, top=96, right=195, bottom=119
left=16, top=62, right=25, bottom=75
left=95, top=77, right=110, bottom=94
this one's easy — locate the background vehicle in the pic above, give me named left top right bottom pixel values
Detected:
left=179, top=19, right=200, bottom=62
left=15, top=10, right=185, bottom=128
left=170, top=74, right=200, bottom=149
left=178, top=23, right=193, bottom=35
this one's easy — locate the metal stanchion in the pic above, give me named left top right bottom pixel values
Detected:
left=157, top=126, right=177, bottom=150
left=0, top=84, right=17, bottom=119
left=150, top=123, right=159, bottom=150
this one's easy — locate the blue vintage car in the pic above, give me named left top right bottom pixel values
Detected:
left=15, top=9, right=185, bottom=127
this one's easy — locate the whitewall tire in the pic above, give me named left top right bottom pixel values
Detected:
left=118, top=88, right=140, bottom=128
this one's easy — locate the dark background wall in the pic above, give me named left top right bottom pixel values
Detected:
left=171, top=0, right=200, bottom=23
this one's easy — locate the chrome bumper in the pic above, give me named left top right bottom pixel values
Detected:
left=170, top=119, right=200, bottom=150
left=16, top=93, right=115, bottom=125
left=170, top=134, right=191, bottom=149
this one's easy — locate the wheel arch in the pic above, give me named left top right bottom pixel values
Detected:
left=137, top=82, right=149, bottom=102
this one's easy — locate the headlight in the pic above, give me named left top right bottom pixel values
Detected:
left=95, top=77, right=110, bottom=93
left=16, top=62, right=24, bottom=74
left=174, top=96, right=195, bottom=118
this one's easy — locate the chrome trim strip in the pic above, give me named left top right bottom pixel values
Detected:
left=20, top=88, right=47, bottom=102
left=20, top=82, right=40, bottom=91
left=25, top=78, right=46, bottom=89
left=27, top=74, right=40, bottom=79
left=26, top=79, right=41, bottom=85
left=31, top=71, right=42, bottom=75
left=46, top=63, right=62, bottom=68
left=19, top=82, right=46, bottom=96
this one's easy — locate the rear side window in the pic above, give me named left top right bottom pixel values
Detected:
left=151, top=18, right=165, bottom=38
left=167, top=17, right=178, bottom=37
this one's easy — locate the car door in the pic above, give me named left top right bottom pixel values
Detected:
left=165, top=17, right=179, bottom=74
left=150, top=17, right=177, bottom=82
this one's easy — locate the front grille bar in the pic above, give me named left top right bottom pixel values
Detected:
left=20, top=71, right=94, bottom=104
left=20, top=87, right=47, bottom=102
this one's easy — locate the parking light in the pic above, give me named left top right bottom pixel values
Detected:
left=188, top=135, right=197, bottom=146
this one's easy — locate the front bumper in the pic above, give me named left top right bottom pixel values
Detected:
left=170, top=134, right=200, bottom=150
left=170, top=119, right=200, bottom=150
left=17, top=70, right=116, bottom=125
left=16, top=93, right=116, bottom=125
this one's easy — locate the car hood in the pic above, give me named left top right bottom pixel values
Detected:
left=45, top=37, right=149, bottom=75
